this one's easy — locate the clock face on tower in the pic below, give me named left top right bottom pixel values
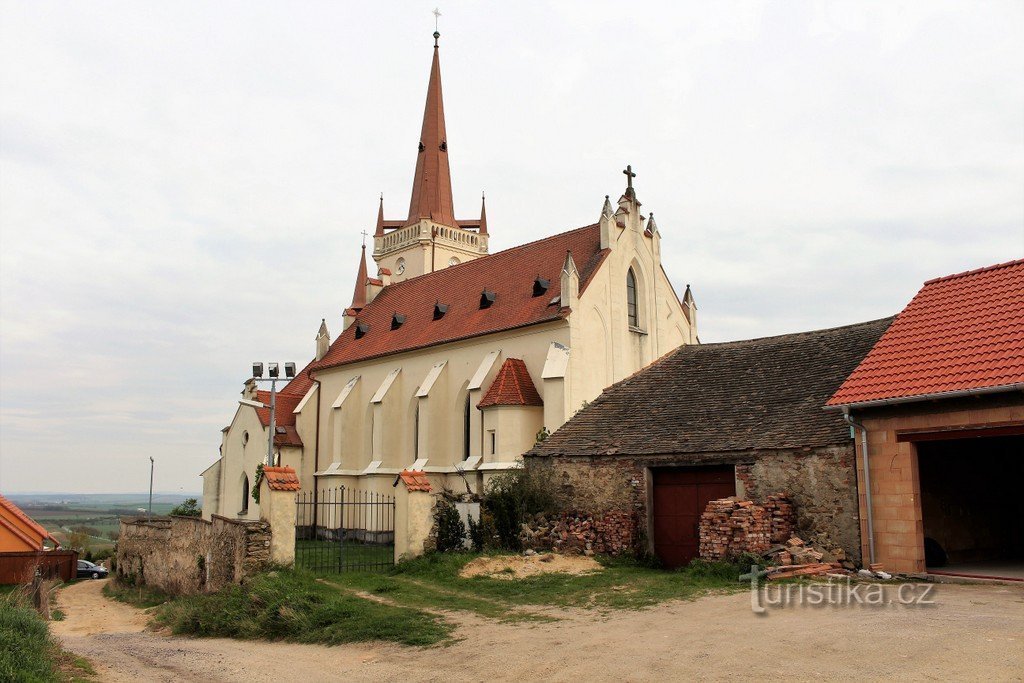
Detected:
left=396, top=258, right=406, bottom=275
left=448, top=256, right=460, bottom=266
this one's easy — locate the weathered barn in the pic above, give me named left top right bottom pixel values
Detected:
left=526, top=318, right=892, bottom=568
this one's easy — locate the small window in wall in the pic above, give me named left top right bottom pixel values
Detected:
left=488, top=430, right=496, bottom=456
left=414, top=404, right=420, bottom=459
left=241, top=475, right=250, bottom=514
left=242, top=430, right=249, bottom=446
left=626, top=268, right=639, bottom=328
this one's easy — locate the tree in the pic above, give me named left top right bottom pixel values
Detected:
left=67, top=531, right=90, bottom=553
left=170, top=498, right=201, bottom=517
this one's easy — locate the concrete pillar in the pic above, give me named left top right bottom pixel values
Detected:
left=394, top=470, right=435, bottom=563
left=259, top=466, right=299, bottom=567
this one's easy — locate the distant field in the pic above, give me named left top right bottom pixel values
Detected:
left=5, top=493, right=200, bottom=553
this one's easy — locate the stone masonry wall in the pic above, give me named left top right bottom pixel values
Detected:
left=116, top=515, right=271, bottom=595
left=526, top=444, right=861, bottom=563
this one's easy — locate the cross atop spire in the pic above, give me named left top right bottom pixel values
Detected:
left=406, top=29, right=456, bottom=229
left=433, top=7, right=441, bottom=47
left=623, top=164, right=636, bottom=199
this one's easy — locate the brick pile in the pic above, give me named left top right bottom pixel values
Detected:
left=698, top=495, right=796, bottom=561
left=520, top=510, right=636, bottom=556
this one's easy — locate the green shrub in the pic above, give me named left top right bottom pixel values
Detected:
left=0, top=592, right=60, bottom=682
left=170, top=498, right=202, bottom=517
left=433, top=499, right=466, bottom=553
left=481, top=467, right=560, bottom=550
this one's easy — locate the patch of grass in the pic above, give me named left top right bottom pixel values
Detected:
left=386, top=552, right=745, bottom=610
left=0, top=590, right=60, bottom=682
left=294, top=539, right=394, bottom=573
left=152, top=569, right=453, bottom=646
left=102, top=581, right=170, bottom=609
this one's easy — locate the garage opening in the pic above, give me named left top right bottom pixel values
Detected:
left=917, top=434, right=1024, bottom=581
left=651, top=466, right=735, bottom=569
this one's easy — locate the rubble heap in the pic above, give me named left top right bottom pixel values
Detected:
left=519, top=510, right=635, bottom=556
left=698, top=495, right=795, bottom=560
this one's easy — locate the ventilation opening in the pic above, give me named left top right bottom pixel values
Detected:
left=391, top=313, right=406, bottom=330
left=480, top=290, right=496, bottom=309
left=433, top=302, right=449, bottom=320
left=533, top=277, right=550, bottom=297
left=354, top=322, right=369, bottom=339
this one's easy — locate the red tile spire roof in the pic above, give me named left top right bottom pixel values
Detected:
left=478, top=193, right=487, bottom=235
left=350, top=245, right=368, bottom=311
left=406, top=36, right=456, bottom=229
left=374, top=194, right=385, bottom=237
left=313, top=224, right=608, bottom=370
left=828, top=258, right=1024, bottom=407
left=478, top=358, right=544, bottom=408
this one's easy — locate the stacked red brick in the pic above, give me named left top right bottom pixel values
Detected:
left=698, top=496, right=795, bottom=561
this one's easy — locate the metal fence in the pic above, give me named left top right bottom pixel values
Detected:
left=295, top=487, right=395, bottom=573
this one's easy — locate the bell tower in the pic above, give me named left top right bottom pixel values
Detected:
left=372, top=30, right=487, bottom=283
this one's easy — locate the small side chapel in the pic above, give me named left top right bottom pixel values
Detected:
left=201, top=31, right=699, bottom=520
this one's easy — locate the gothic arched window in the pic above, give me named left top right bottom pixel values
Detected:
left=626, top=268, right=639, bottom=328
left=241, top=474, right=250, bottom=514
left=463, top=394, right=471, bottom=460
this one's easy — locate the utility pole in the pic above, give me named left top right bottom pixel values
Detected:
left=148, top=456, right=154, bottom=519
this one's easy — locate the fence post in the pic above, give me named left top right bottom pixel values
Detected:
left=259, top=466, right=300, bottom=567
left=394, top=470, right=434, bottom=563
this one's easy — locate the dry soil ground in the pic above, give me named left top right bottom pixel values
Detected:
left=54, top=578, right=1024, bottom=682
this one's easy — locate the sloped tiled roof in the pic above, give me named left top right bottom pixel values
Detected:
left=0, top=493, right=58, bottom=547
left=262, top=466, right=301, bottom=491
left=478, top=358, right=543, bottom=408
left=314, top=225, right=608, bottom=370
left=529, top=318, right=893, bottom=458
left=828, top=259, right=1024, bottom=407
left=397, top=470, right=432, bottom=492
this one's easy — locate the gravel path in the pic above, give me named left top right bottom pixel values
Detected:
left=53, top=578, right=1024, bottom=681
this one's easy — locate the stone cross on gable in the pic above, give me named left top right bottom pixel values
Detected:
left=623, top=164, right=637, bottom=197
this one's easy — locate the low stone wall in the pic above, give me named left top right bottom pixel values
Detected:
left=116, top=515, right=271, bottom=595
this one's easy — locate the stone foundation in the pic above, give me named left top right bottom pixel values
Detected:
left=116, top=515, right=271, bottom=594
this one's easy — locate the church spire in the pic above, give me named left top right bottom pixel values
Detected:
left=406, top=30, right=456, bottom=229
left=350, top=245, right=368, bottom=311
left=479, top=192, right=487, bottom=235
left=374, top=194, right=385, bottom=237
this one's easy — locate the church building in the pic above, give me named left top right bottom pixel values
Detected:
left=201, top=31, right=698, bottom=519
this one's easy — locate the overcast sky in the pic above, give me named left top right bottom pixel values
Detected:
left=1, top=1, right=1021, bottom=494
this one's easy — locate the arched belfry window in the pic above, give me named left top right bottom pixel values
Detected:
left=241, top=474, right=250, bottom=514
left=626, top=268, right=639, bottom=328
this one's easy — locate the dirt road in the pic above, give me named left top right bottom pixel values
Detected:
left=54, top=578, right=1024, bottom=682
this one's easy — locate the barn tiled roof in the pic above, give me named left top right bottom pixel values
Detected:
left=828, top=259, right=1024, bottom=407
left=529, top=318, right=894, bottom=458
left=313, top=225, right=608, bottom=370
left=478, top=358, right=543, bottom=408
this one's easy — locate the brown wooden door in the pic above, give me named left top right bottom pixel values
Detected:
left=652, top=466, right=736, bottom=569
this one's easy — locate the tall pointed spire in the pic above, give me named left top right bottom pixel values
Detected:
left=406, top=31, right=456, bottom=228
left=374, top=194, right=385, bottom=237
left=350, top=245, right=368, bottom=310
left=479, top=192, right=487, bottom=235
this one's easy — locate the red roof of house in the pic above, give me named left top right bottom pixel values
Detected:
left=313, top=225, right=608, bottom=371
left=828, top=259, right=1024, bottom=407
left=262, top=466, right=301, bottom=491
left=478, top=358, right=544, bottom=408
left=0, top=493, right=59, bottom=548
left=397, top=470, right=432, bottom=492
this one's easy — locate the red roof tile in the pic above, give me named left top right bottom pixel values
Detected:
left=273, top=426, right=303, bottom=448
left=313, top=225, right=607, bottom=371
left=398, top=470, right=432, bottom=492
left=828, top=259, right=1024, bottom=407
left=0, top=493, right=59, bottom=548
left=262, top=466, right=301, bottom=491
left=478, top=358, right=543, bottom=408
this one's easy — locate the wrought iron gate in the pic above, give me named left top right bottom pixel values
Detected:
left=295, top=487, right=395, bottom=572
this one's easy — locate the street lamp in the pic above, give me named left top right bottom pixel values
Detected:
left=247, top=361, right=296, bottom=467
